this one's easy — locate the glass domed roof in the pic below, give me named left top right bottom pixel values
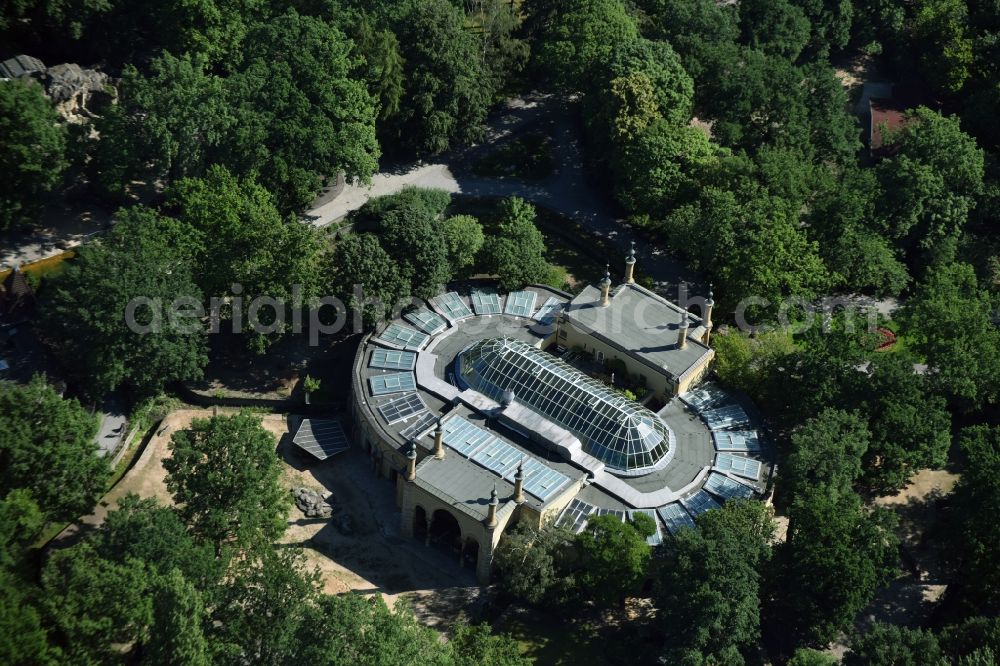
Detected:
left=456, top=337, right=673, bottom=476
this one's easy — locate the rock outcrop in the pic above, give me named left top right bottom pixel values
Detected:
left=1, top=55, right=113, bottom=123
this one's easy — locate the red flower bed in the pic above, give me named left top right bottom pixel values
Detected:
left=875, top=327, right=897, bottom=351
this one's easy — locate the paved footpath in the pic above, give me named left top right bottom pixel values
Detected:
left=305, top=93, right=701, bottom=292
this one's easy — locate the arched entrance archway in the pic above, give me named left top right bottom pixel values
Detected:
left=414, top=505, right=428, bottom=543
left=429, top=509, right=462, bottom=557
left=461, top=537, right=480, bottom=570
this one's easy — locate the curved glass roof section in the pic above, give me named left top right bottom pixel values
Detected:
left=457, top=337, right=673, bottom=475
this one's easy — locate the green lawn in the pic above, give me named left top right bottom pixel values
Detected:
left=471, top=133, right=555, bottom=182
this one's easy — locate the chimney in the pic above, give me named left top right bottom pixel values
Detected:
left=625, top=241, right=636, bottom=284
left=433, top=418, right=445, bottom=459
left=677, top=317, right=689, bottom=349
left=600, top=265, right=612, bottom=307
left=486, top=484, right=499, bottom=528
left=514, top=458, right=526, bottom=504
left=405, top=441, right=417, bottom=482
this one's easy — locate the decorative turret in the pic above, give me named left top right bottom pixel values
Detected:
left=433, top=418, right=445, bottom=459
left=600, top=265, right=612, bottom=307
left=625, top=241, right=636, bottom=284
left=405, top=441, right=417, bottom=482
left=486, top=484, right=499, bottom=528
left=514, top=458, right=526, bottom=504
left=677, top=317, right=689, bottom=350
left=703, top=284, right=715, bottom=345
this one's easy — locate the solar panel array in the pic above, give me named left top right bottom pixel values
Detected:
left=532, top=297, right=564, bottom=325
left=629, top=508, right=664, bottom=546
left=399, top=412, right=438, bottom=441
left=404, top=309, right=447, bottom=335
left=370, top=348, right=417, bottom=371
left=458, top=337, right=672, bottom=474
left=435, top=292, right=474, bottom=320
left=557, top=498, right=596, bottom=533
left=713, top=430, right=762, bottom=452
left=293, top=419, right=350, bottom=461
left=504, top=291, right=537, bottom=318
left=471, top=290, right=502, bottom=315
left=377, top=393, right=426, bottom=424
left=681, top=489, right=721, bottom=517
left=376, top=323, right=429, bottom=351
left=680, top=383, right=728, bottom=412
left=715, top=453, right=762, bottom=480
left=704, top=472, right=755, bottom=501
left=701, top=404, right=752, bottom=431
left=657, top=503, right=696, bottom=535
left=369, top=372, right=417, bottom=396
left=438, top=415, right=570, bottom=502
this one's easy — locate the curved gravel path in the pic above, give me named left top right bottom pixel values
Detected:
left=305, top=93, right=700, bottom=292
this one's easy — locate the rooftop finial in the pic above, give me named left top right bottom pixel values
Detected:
left=628, top=241, right=635, bottom=261
left=490, top=483, right=499, bottom=504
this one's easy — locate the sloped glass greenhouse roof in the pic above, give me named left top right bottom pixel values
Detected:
left=457, top=337, right=674, bottom=475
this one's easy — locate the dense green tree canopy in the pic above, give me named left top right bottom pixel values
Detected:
left=377, top=207, right=452, bottom=300
left=657, top=500, right=774, bottom=665
left=164, top=412, right=288, bottom=555
left=483, top=198, right=549, bottom=292
left=575, top=514, right=651, bottom=607
left=901, top=262, right=1000, bottom=409
left=533, top=0, right=639, bottom=90
left=0, top=377, right=105, bottom=524
left=0, top=79, right=67, bottom=229
left=845, top=623, right=947, bottom=666
left=441, top=214, right=486, bottom=276
left=227, top=11, right=379, bottom=211
left=39, top=207, right=209, bottom=399
left=493, top=520, right=569, bottom=605
left=739, top=0, right=811, bottom=60
left=783, top=409, right=871, bottom=499
left=93, top=53, right=232, bottom=198
left=782, top=487, right=899, bottom=644
left=386, top=0, right=492, bottom=155
left=876, top=108, right=985, bottom=269
left=168, top=165, right=326, bottom=350
left=330, top=233, right=411, bottom=328
left=948, top=426, right=1000, bottom=616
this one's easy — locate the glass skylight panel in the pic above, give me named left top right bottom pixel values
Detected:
left=592, top=507, right=627, bottom=521
left=712, top=430, right=762, bottom=452
left=701, top=404, right=752, bottom=431
left=370, top=348, right=417, bottom=371
left=377, top=393, right=426, bottom=424
left=399, top=412, right=438, bottom=441
left=557, top=499, right=596, bottom=533
left=515, top=458, right=570, bottom=502
left=715, top=453, right=762, bottom=480
left=457, top=337, right=674, bottom=475
left=438, top=415, right=569, bottom=501
left=504, top=291, right=537, bottom=317
left=404, top=309, right=447, bottom=335
left=375, top=323, right=429, bottom=351
left=703, top=472, right=755, bottom=501
left=680, top=383, right=728, bottom=412
left=471, top=289, right=502, bottom=315
left=434, top=292, right=473, bottom=320
left=369, top=372, right=417, bottom=396
left=681, top=489, right=721, bottom=517
left=657, top=503, right=696, bottom=535
left=471, top=438, right=522, bottom=477
left=532, top=297, right=563, bottom=325
left=629, top=509, right=663, bottom=546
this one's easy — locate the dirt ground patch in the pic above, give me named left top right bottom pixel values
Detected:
left=53, top=408, right=486, bottom=627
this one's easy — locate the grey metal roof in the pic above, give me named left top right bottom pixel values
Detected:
left=564, top=283, right=712, bottom=381
left=457, top=337, right=674, bottom=475
left=0, top=55, right=45, bottom=79
left=293, top=419, right=350, bottom=460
